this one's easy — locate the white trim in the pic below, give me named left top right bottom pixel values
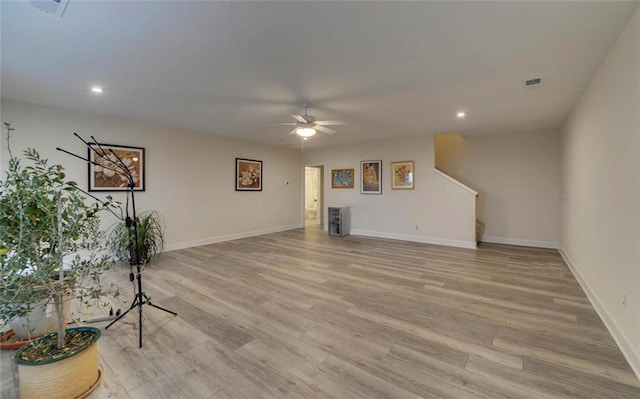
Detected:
left=164, top=224, right=302, bottom=252
left=559, top=247, right=640, bottom=379
left=351, top=229, right=477, bottom=249
left=434, top=168, right=478, bottom=196
left=480, top=235, right=558, bottom=249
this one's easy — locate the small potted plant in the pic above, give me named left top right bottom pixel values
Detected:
left=108, top=210, right=165, bottom=265
left=0, top=123, right=119, bottom=399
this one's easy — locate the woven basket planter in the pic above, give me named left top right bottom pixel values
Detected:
left=13, top=327, right=102, bottom=399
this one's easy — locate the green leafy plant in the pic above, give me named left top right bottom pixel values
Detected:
left=0, top=122, right=119, bottom=354
left=108, top=210, right=165, bottom=265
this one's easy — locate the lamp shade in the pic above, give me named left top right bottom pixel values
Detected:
left=296, top=127, right=316, bottom=137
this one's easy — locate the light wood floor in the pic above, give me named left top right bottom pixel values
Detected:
left=2, top=226, right=639, bottom=398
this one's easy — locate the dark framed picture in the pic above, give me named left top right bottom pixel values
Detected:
left=331, top=168, right=355, bottom=189
left=236, top=158, right=263, bottom=191
left=391, top=161, right=415, bottom=190
left=361, top=160, right=382, bottom=194
left=88, top=144, right=145, bottom=191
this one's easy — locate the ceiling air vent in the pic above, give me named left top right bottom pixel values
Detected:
left=29, top=0, right=70, bottom=17
left=525, top=77, right=543, bottom=88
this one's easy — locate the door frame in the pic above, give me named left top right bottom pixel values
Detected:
left=303, top=165, right=324, bottom=226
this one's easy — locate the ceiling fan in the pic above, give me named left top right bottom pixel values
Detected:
left=273, top=104, right=344, bottom=138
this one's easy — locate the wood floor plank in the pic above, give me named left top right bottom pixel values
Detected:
left=210, top=386, right=248, bottom=399
left=381, top=345, right=533, bottom=399
left=90, top=360, right=133, bottom=399
left=300, top=323, right=395, bottom=366
left=237, top=338, right=366, bottom=399
left=494, top=323, right=630, bottom=369
left=306, top=303, right=470, bottom=369
left=316, top=355, right=425, bottom=399
left=466, top=354, right=612, bottom=399
left=1, top=226, right=638, bottom=399
left=186, top=339, right=282, bottom=399
left=159, top=295, right=255, bottom=350
left=348, top=306, right=524, bottom=369
left=493, top=337, right=640, bottom=388
left=523, top=357, right=640, bottom=399
left=421, top=282, right=579, bottom=322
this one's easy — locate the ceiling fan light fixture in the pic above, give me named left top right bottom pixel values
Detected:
left=296, top=127, right=316, bottom=137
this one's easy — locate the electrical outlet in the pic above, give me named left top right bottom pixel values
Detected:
left=510, top=223, right=516, bottom=231
left=415, top=224, right=419, bottom=230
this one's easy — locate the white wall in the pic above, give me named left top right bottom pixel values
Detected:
left=435, top=130, right=561, bottom=248
left=1, top=100, right=303, bottom=250
left=303, top=134, right=477, bottom=248
left=560, top=7, right=640, bottom=376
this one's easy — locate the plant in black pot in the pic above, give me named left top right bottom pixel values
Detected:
left=108, top=210, right=165, bottom=266
left=0, top=123, right=120, bottom=399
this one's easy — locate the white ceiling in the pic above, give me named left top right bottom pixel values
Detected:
left=1, top=1, right=637, bottom=149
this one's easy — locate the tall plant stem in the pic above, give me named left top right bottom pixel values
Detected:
left=55, top=191, right=66, bottom=349
left=54, top=293, right=65, bottom=349
left=4, top=122, right=15, bottom=159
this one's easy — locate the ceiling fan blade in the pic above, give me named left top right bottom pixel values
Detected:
left=292, top=114, right=307, bottom=123
left=315, top=120, right=344, bottom=126
left=314, top=125, right=336, bottom=134
left=288, top=127, right=299, bottom=135
left=269, top=122, right=297, bottom=126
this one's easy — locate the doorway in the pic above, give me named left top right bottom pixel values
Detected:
left=304, top=166, right=323, bottom=226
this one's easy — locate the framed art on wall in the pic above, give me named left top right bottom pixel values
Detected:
left=360, top=160, right=382, bottom=194
left=88, top=144, right=145, bottom=191
left=236, top=158, right=263, bottom=191
left=331, top=168, right=355, bottom=189
left=391, top=161, right=415, bottom=190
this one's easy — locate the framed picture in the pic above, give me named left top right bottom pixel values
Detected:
left=236, top=158, right=263, bottom=191
left=391, top=161, right=415, bottom=190
left=331, top=168, right=355, bottom=189
left=361, top=160, right=382, bottom=194
left=88, top=144, right=145, bottom=191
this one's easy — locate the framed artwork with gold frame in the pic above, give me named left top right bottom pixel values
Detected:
left=88, top=144, right=145, bottom=191
left=391, top=161, right=414, bottom=190
left=331, top=168, right=355, bottom=189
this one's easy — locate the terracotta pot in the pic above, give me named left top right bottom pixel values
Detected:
left=0, top=330, right=34, bottom=350
left=13, top=327, right=102, bottom=399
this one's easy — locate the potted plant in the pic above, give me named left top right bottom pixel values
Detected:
left=0, top=123, right=119, bottom=399
left=107, top=210, right=165, bottom=265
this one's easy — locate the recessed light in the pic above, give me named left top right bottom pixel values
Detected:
left=91, top=86, right=103, bottom=94
left=456, top=111, right=466, bottom=118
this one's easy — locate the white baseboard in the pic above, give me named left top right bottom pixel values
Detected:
left=351, top=229, right=477, bottom=249
left=559, top=247, right=640, bottom=379
left=481, top=235, right=558, bottom=249
left=164, top=224, right=302, bottom=252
